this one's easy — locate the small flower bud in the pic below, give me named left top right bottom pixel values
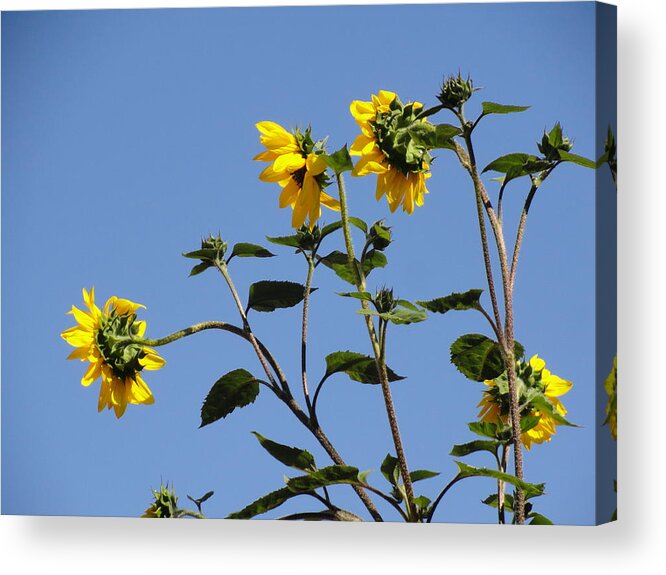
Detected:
left=369, top=220, right=392, bottom=251
left=142, top=484, right=179, bottom=518
left=375, top=287, right=398, bottom=314
left=437, top=73, right=474, bottom=109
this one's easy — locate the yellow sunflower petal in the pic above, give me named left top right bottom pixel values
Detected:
left=305, top=153, right=327, bottom=176
left=139, top=349, right=166, bottom=371
left=349, top=134, right=376, bottom=156
left=81, top=361, right=102, bottom=387
left=320, top=192, right=341, bottom=211
left=273, top=151, right=306, bottom=173
left=98, top=377, right=112, bottom=412
left=253, top=150, right=278, bottom=162
left=67, top=346, right=91, bottom=361
left=279, top=179, right=299, bottom=208
left=352, top=155, right=388, bottom=177
left=259, top=163, right=291, bottom=183
left=529, top=354, right=546, bottom=372
left=544, top=375, right=573, bottom=397
left=291, top=193, right=309, bottom=229
left=61, top=325, right=95, bottom=347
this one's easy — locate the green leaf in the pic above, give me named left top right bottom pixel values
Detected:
left=188, top=262, right=212, bottom=277
left=482, top=153, right=530, bottom=174
left=450, top=334, right=524, bottom=382
left=379, top=307, right=427, bottom=325
left=362, top=250, right=387, bottom=276
left=481, top=102, right=530, bottom=115
left=319, top=221, right=342, bottom=240
left=410, top=470, right=440, bottom=482
left=349, top=217, right=368, bottom=234
left=230, top=242, right=275, bottom=260
left=183, top=248, right=220, bottom=260
left=408, top=122, right=461, bottom=148
left=265, top=234, right=301, bottom=249
left=187, top=490, right=214, bottom=509
left=530, top=395, right=578, bottom=427
left=319, top=251, right=357, bottom=284
left=417, top=289, right=483, bottom=314
left=482, top=493, right=514, bottom=511
left=520, top=414, right=541, bottom=433
left=322, top=351, right=405, bottom=385
left=414, top=495, right=432, bottom=509
left=557, top=150, right=597, bottom=169
left=226, top=486, right=296, bottom=519
left=323, top=351, right=405, bottom=385
left=247, top=280, right=314, bottom=313
left=450, top=439, right=501, bottom=457
left=251, top=432, right=316, bottom=472
left=286, top=465, right=361, bottom=492
left=468, top=421, right=509, bottom=440
left=337, top=291, right=373, bottom=302
left=322, top=145, right=353, bottom=174
left=528, top=512, right=554, bottom=525
left=454, top=461, right=545, bottom=498
left=380, top=453, right=400, bottom=485
left=200, top=369, right=262, bottom=428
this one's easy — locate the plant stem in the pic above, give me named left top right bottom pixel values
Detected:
left=335, top=172, right=417, bottom=521
left=426, top=473, right=463, bottom=523
left=459, top=113, right=526, bottom=524
left=498, top=443, right=510, bottom=524
left=301, top=255, right=315, bottom=414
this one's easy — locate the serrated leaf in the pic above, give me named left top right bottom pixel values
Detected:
left=183, top=248, right=220, bottom=260
left=230, top=242, right=275, bottom=260
left=322, top=145, right=353, bottom=174
left=454, top=461, right=545, bottom=498
left=322, top=351, right=405, bottom=385
left=482, top=153, right=531, bottom=174
left=252, top=432, right=316, bottom=472
left=418, top=289, right=483, bottom=314
left=482, top=493, right=514, bottom=511
left=450, top=439, right=501, bottom=457
left=286, top=465, right=361, bottom=492
left=467, top=421, right=510, bottom=440
left=226, top=486, right=296, bottom=519
left=247, top=280, right=314, bottom=313
left=319, top=221, right=342, bottom=239
left=379, top=307, right=427, bottom=325
left=189, top=262, right=212, bottom=277
left=557, top=150, right=596, bottom=169
left=528, top=512, right=554, bottom=525
left=266, top=234, right=302, bottom=248
left=450, top=334, right=524, bottom=382
left=481, top=102, right=530, bottom=115
left=319, top=250, right=357, bottom=284
left=409, top=470, right=440, bottom=482
left=200, top=369, right=262, bottom=427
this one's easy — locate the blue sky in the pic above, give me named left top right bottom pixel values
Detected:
left=2, top=2, right=614, bottom=524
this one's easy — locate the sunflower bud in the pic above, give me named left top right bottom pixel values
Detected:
left=296, top=224, right=321, bottom=252
left=142, top=484, right=179, bottom=518
left=183, top=234, right=228, bottom=275
left=369, top=220, right=392, bottom=251
left=537, top=122, right=573, bottom=161
left=375, top=287, right=398, bottom=314
left=437, top=73, right=475, bottom=109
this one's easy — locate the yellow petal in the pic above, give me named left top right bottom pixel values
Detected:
left=67, top=346, right=91, bottom=361
left=61, top=326, right=95, bottom=347
left=544, top=375, right=573, bottom=398
left=305, top=153, right=327, bottom=176
left=273, top=152, right=306, bottom=173
left=140, top=349, right=166, bottom=371
left=352, top=155, right=388, bottom=177
left=134, top=320, right=147, bottom=338
left=529, top=354, right=546, bottom=372
left=349, top=134, right=376, bottom=156
left=291, top=194, right=309, bottom=229
left=279, top=179, right=299, bottom=208
left=377, top=90, right=396, bottom=106
left=256, top=121, right=290, bottom=137
left=259, top=163, right=290, bottom=183
left=129, top=374, right=154, bottom=405
left=350, top=100, right=375, bottom=123
left=320, top=192, right=341, bottom=212
left=98, top=377, right=112, bottom=412
left=81, top=361, right=102, bottom=387
left=253, top=150, right=278, bottom=162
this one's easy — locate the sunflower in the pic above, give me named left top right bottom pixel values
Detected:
left=604, top=356, right=617, bottom=440
left=61, top=287, right=165, bottom=418
left=477, top=354, right=573, bottom=450
left=349, top=90, right=432, bottom=214
left=254, top=121, right=340, bottom=230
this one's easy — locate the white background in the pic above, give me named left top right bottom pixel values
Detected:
left=1, top=0, right=663, bottom=573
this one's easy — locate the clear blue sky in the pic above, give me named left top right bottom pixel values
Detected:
left=2, top=2, right=613, bottom=524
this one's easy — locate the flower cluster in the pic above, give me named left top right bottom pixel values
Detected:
left=349, top=90, right=432, bottom=214
left=477, top=354, right=573, bottom=449
left=254, top=121, right=340, bottom=230
left=61, top=287, right=165, bottom=418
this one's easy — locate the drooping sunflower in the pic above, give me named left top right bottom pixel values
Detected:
left=61, top=287, right=165, bottom=418
left=254, top=121, right=340, bottom=230
left=349, top=90, right=432, bottom=214
left=477, top=354, right=573, bottom=450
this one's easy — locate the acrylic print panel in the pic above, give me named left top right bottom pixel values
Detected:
left=1, top=2, right=616, bottom=525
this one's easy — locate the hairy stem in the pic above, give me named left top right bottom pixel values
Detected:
left=336, top=173, right=416, bottom=521
left=459, top=112, right=526, bottom=524
left=498, top=443, right=510, bottom=524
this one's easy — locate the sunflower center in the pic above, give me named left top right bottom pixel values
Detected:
left=291, top=166, right=306, bottom=187
left=95, top=312, right=146, bottom=379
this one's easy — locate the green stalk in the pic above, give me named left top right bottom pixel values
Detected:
left=335, top=172, right=417, bottom=521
